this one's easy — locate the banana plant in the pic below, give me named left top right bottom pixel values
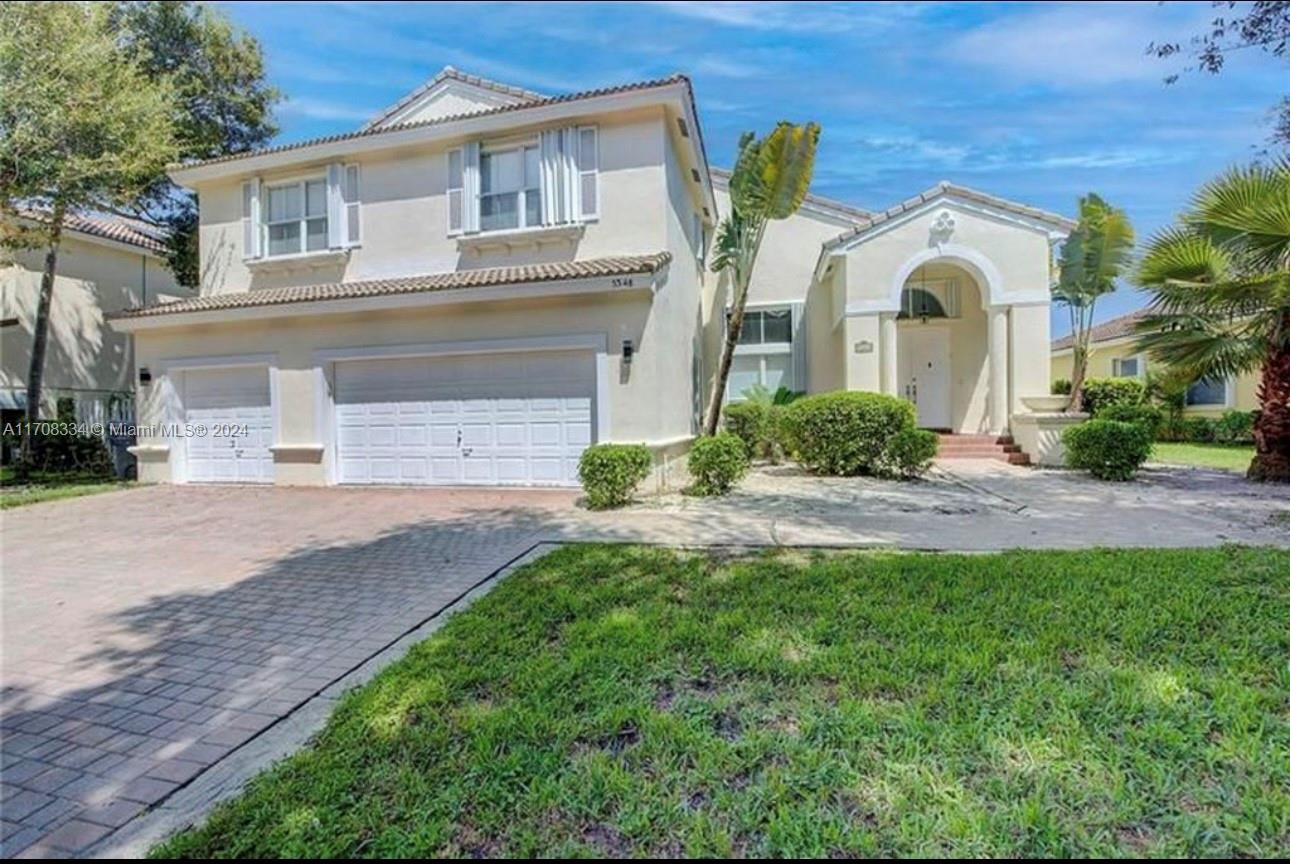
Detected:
left=704, top=121, right=820, bottom=435
left=1052, top=193, right=1136, bottom=410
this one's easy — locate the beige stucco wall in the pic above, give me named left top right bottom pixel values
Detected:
left=195, top=108, right=676, bottom=296
left=1051, top=337, right=1260, bottom=415
left=1, top=234, right=178, bottom=416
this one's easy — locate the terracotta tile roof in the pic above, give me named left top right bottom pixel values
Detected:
left=1051, top=309, right=1149, bottom=351
left=823, top=181, right=1076, bottom=250
left=362, top=66, right=544, bottom=130
left=175, top=74, right=691, bottom=172
left=710, top=167, right=871, bottom=223
left=110, top=252, right=672, bottom=320
left=14, top=208, right=167, bottom=254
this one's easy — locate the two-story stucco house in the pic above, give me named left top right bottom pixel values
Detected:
left=2, top=211, right=182, bottom=426
left=111, top=67, right=1075, bottom=487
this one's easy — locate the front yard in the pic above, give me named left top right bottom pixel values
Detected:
left=1150, top=442, right=1255, bottom=473
left=158, top=544, right=1288, bottom=858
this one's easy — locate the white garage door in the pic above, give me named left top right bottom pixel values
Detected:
left=183, top=366, right=274, bottom=483
left=334, top=350, right=594, bottom=486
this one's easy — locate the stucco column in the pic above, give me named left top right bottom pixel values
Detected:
left=879, top=313, right=898, bottom=396
left=988, top=305, right=1010, bottom=434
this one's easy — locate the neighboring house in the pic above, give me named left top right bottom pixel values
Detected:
left=1, top=211, right=183, bottom=427
left=110, top=66, right=1072, bottom=488
left=1050, top=310, right=1261, bottom=415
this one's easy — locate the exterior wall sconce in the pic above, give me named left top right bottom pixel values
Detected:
left=139, top=367, right=152, bottom=385
left=622, top=339, right=634, bottom=363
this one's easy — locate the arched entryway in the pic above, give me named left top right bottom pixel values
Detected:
left=894, top=261, right=990, bottom=432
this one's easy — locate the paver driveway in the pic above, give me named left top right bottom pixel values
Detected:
left=0, top=485, right=575, bottom=858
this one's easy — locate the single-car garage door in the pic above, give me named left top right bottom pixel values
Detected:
left=334, top=350, right=595, bottom=486
left=183, top=366, right=274, bottom=483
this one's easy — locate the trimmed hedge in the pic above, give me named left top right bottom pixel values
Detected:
left=1063, top=419, right=1153, bottom=481
left=781, top=391, right=925, bottom=477
left=876, top=428, right=939, bottom=479
left=687, top=433, right=749, bottom=496
left=1214, top=410, right=1255, bottom=444
left=2, top=429, right=113, bottom=478
left=577, top=443, right=652, bottom=510
left=1080, top=378, right=1145, bottom=415
left=1095, top=402, right=1163, bottom=440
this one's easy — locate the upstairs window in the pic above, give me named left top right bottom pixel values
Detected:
left=264, top=177, right=328, bottom=257
left=727, top=305, right=798, bottom=401
left=480, top=144, right=540, bottom=232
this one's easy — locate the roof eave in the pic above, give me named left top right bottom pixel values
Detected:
left=109, top=267, right=666, bottom=332
left=167, top=79, right=697, bottom=189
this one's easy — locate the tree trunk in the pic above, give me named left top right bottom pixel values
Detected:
left=703, top=281, right=750, bottom=435
left=1248, top=317, right=1290, bottom=482
left=1068, top=343, right=1088, bottom=412
left=20, top=204, right=65, bottom=467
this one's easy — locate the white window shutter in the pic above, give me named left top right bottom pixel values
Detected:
left=343, top=164, right=361, bottom=246
left=574, top=126, right=599, bottom=221
left=241, top=178, right=261, bottom=260
left=326, top=163, right=345, bottom=248
left=462, top=141, right=481, bottom=233
left=446, top=147, right=464, bottom=235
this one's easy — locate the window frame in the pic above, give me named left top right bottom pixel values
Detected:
left=262, top=174, right=329, bottom=258
left=1111, top=355, right=1145, bottom=379
left=1185, top=376, right=1232, bottom=407
left=478, top=140, right=542, bottom=233
left=726, top=304, right=796, bottom=401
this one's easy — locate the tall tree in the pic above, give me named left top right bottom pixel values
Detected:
left=1133, top=160, right=1290, bottom=481
left=106, top=1, right=280, bottom=286
left=0, top=1, right=176, bottom=461
left=705, top=122, right=819, bottom=435
left=1052, top=194, right=1136, bottom=409
left=1150, top=1, right=1290, bottom=150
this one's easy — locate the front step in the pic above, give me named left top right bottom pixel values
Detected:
left=935, top=433, right=1031, bottom=465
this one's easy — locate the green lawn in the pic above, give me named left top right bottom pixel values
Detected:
left=1151, top=441, right=1255, bottom=473
left=0, top=467, right=133, bottom=509
left=158, top=545, right=1289, bottom=858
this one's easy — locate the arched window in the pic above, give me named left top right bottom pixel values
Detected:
left=898, top=287, right=947, bottom=319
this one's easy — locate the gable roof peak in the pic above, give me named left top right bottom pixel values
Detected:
left=362, top=66, right=544, bottom=131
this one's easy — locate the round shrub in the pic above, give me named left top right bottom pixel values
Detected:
left=876, top=428, right=938, bottom=479
left=1096, top=402, right=1163, bottom=440
left=722, top=401, right=768, bottom=459
left=687, top=432, right=749, bottom=496
left=781, top=391, right=917, bottom=476
left=1079, top=378, right=1146, bottom=415
left=577, top=443, right=652, bottom=509
left=1063, top=419, right=1152, bottom=481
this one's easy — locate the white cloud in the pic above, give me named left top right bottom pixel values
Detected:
left=691, top=56, right=761, bottom=79
left=948, top=1, right=1207, bottom=87
left=649, top=1, right=928, bottom=34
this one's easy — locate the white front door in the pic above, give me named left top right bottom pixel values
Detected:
left=898, top=327, right=951, bottom=429
left=183, top=367, right=274, bottom=483
left=334, top=350, right=595, bottom=487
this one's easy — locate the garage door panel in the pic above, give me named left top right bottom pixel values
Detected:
left=335, top=349, right=594, bottom=486
left=183, top=367, right=273, bottom=484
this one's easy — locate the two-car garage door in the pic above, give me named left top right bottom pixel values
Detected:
left=334, top=350, right=594, bottom=486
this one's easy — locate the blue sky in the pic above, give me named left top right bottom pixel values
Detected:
left=221, top=1, right=1285, bottom=334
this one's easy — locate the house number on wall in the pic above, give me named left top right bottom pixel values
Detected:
left=611, top=277, right=635, bottom=287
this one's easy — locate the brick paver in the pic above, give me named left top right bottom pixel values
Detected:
left=0, top=485, right=574, bottom=857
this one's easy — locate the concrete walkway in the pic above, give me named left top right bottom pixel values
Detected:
left=1, top=463, right=1286, bottom=857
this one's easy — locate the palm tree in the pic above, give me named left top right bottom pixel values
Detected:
left=1133, top=160, right=1290, bottom=481
left=1052, top=194, right=1136, bottom=410
left=704, top=121, right=819, bottom=435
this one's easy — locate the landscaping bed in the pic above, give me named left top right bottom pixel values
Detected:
left=0, top=467, right=132, bottom=509
left=158, top=544, right=1289, bottom=858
